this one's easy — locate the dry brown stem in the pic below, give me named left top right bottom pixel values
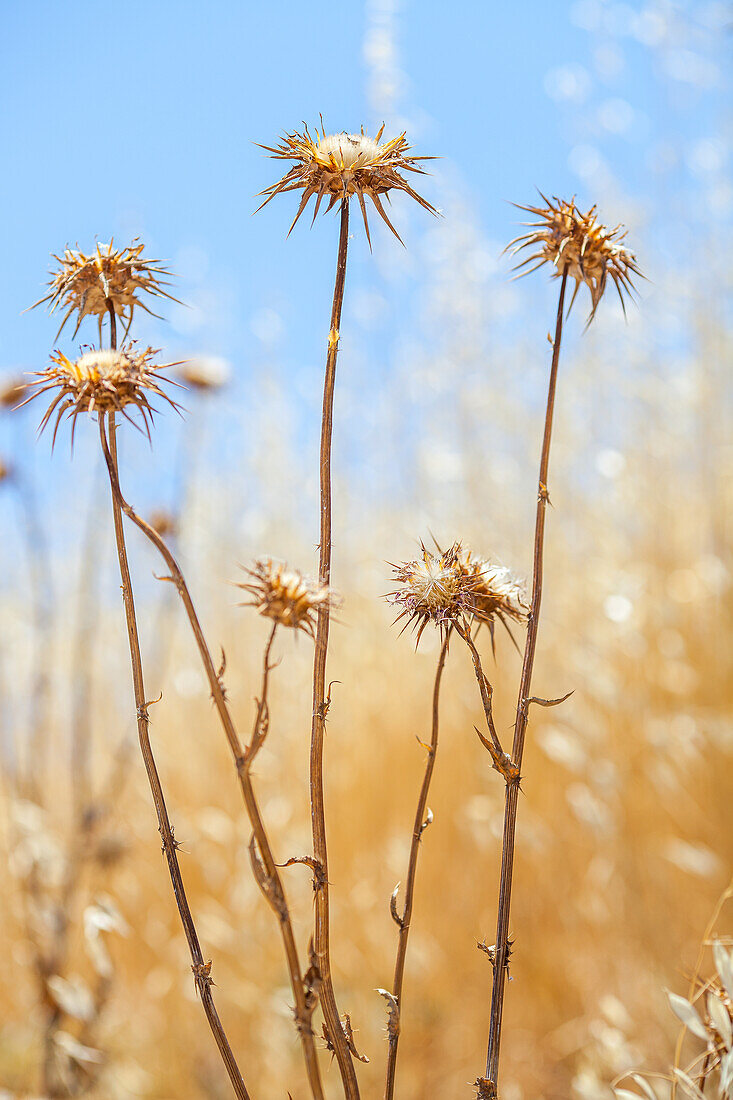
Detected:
left=103, top=410, right=250, bottom=1100
left=482, top=267, right=570, bottom=1092
left=100, top=300, right=251, bottom=1100
left=456, top=625, right=519, bottom=787
left=384, top=630, right=451, bottom=1100
left=309, top=198, right=361, bottom=1098
left=97, top=415, right=325, bottom=1100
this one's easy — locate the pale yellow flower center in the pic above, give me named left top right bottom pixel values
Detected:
left=408, top=557, right=461, bottom=611
left=316, top=133, right=381, bottom=169
left=70, top=350, right=136, bottom=384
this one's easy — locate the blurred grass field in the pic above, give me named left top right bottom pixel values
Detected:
left=0, top=298, right=731, bottom=1098
left=1, top=4, right=731, bottom=1094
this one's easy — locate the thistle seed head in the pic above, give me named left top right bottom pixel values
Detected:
left=0, top=376, right=28, bottom=411
left=459, top=551, right=527, bottom=627
left=238, top=558, right=331, bottom=636
left=32, top=239, right=179, bottom=341
left=26, top=346, right=181, bottom=445
left=148, top=509, right=178, bottom=540
left=388, top=542, right=526, bottom=645
left=257, top=122, right=437, bottom=246
left=508, top=194, right=641, bottom=321
left=176, top=356, right=230, bottom=392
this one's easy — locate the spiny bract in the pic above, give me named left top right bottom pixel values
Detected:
left=238, top=559, right=332, bottom=637
left=257, top=122, right=437, bottom=246
left=387, top=542, right=526, bottom=646
left=26, top=347, right=180, bottom=445
left=508, top=194, right=641, bottom=320
left=32, top=240, right=179, bottom=341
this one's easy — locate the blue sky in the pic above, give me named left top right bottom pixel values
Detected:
left=0, top=0, right=730, bottom=533
left=2, top=0, right=727, bottom=364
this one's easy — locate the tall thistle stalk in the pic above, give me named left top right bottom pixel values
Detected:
left=473, top=196, right=641, bottom=1098
left=310, top=197, right=352, bottom=1086
left=259, top=121, right=436, bottom=1096
left=482, top=267, right=569, bottom=1092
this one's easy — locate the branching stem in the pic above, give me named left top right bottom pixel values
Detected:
left=104, top=413, right=250, bottom=1100
left=101, top=301, right=251, bottom=1100
left=98, top=405, right=324, bottom=1099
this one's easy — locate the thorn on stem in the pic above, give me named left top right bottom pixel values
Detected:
left=192, top=959, right=214, bottom=997
left=376, top=988, right=400, bottom=1042
left=390, top=883, right=404, bottom=929
left=477, top=939, right=496, bottom=968
left=341, top=1013, right=369, bottom=1063
left=475, top=1077, right=498, bottom=1099
left=473, top=726, right=521, bottom=786
left=278, top=855, right=327, bottom=891
left=316, top=679, right=340, bottom=722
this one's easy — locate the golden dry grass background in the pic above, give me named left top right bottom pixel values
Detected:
left=0, top=294, right=731, bottom=1099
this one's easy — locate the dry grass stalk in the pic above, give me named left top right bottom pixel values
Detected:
left=614, top=882, right=733, bottom=1100
left=259, top=120, right=434, bottom=1098
left=0, top=449, right=55, bottom=802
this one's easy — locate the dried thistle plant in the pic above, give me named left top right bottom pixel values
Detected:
left=508, top=193, right=641, bottom=319
left=26, top=347, right=181, bottom=443
left=29, top=242, right=252, bottom=1100
left=459, top=551, right=527, bottom=629
left=388, top=542, right=526, bottom=645
left=258, top=122, right=437, bottom=245
left=383, top=540, right=525, bottom=1098
left=238, top=558, right=332, bottom=637
left=258, top=119, right=435, bottom=1100
left=32, top=240, right=179, bottom=340
left=471, top=201, right=641, bottom=1098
